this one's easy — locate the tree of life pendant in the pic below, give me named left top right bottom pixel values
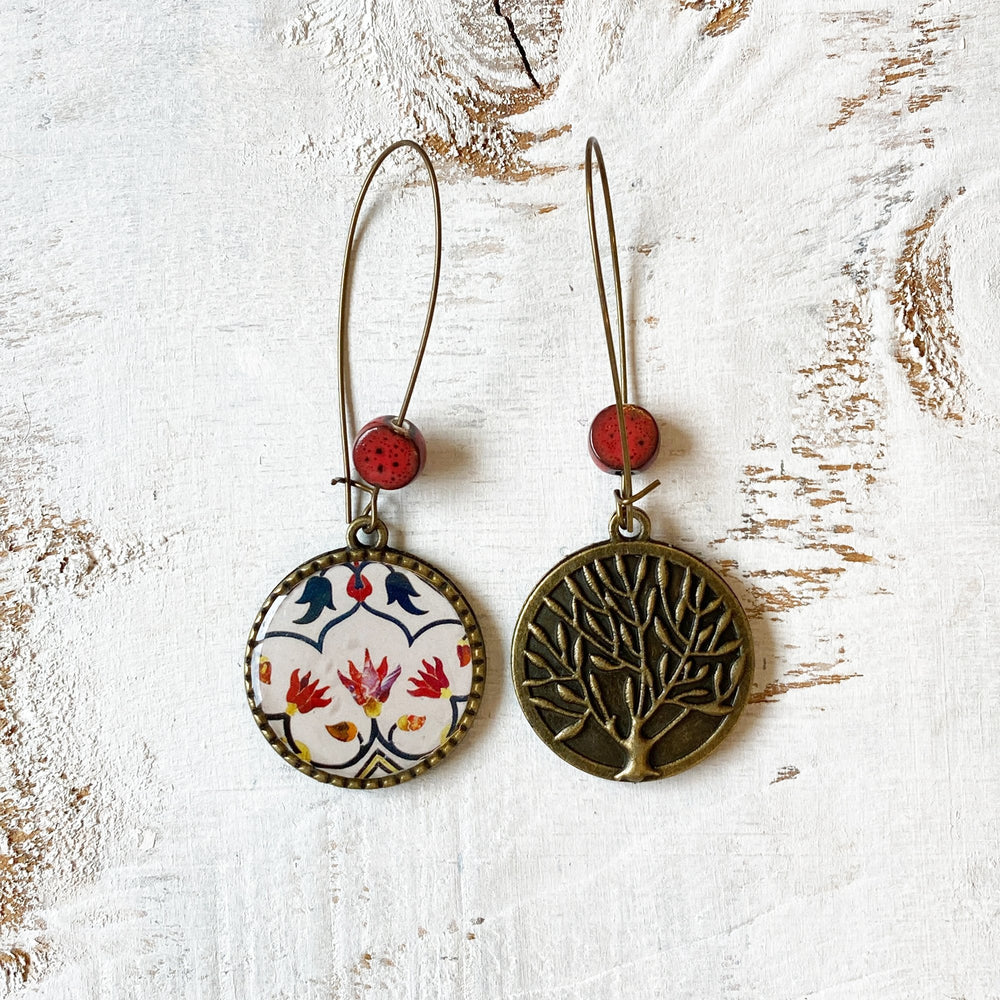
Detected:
left=246, top=546, right=486, bottom=788
left=511, top=533, right=753, bottom=781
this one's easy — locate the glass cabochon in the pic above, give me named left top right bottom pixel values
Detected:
left=246, top=548, right=485, bottom=788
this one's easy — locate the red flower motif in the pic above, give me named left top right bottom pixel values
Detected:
left=346, top=567, right=373, bottom=602
left=407, top=657, right=452, bottom=699
left=259, top=655, right=272, bottom=685
left=338, top=649, right=401, bottom=718
left=285, top=668, right=332, bottom=715
left=457, top=644, right=472, bottom=668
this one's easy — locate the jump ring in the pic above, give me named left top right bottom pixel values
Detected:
left=608, top=507, right=651, bottom=542
left=347, top=516, right=389, bottom=551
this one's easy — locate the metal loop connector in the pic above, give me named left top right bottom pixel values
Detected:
left=331, top=476, right=382, bottom=536
left=346, top=515, right=390, bottom=552
left=613, top=479, right=662, bottom=529
left=609, top=507, right=651, bottom=542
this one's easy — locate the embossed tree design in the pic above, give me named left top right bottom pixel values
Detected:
left=521, top=553, right=748, bottom=781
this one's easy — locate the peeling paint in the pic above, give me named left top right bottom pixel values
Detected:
left=891, top=192, right=968, bottom=421
left=678, top=0, right=753, bottom=37
left=750, top=671, right=862, bottom=704
left=730, top=565, right=847, bottom=619
left=824, top=8, right=960, bottom=144
left=718, top=284, right=886, bottom=705
left=749, top=635, right=861, bottom=705
left=770, top=765, right=800, bottom=784
left=719, top=286, right=884, bottom=628
left=0, top=418, right=147, bottom=987
left=5, top=0, right=998, bottom=992
left=282, top=0, right=565, bottom=180
left=0, top=500, right=100, bottom=984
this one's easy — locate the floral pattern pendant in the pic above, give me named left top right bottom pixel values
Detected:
left=246, top=547, right=485, bottom=788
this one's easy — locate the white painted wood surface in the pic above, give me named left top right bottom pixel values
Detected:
left=3, top=0, right=1000, bottom=995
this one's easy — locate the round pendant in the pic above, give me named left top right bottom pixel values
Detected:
left=246, top=546, right=486, bottom=788
left=511, top=535, right=753, bottom=781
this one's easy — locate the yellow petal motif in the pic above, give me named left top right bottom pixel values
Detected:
left=397, top=714, right=426, bottom=732
left=363, top=699, right=382, bottom=718
left=327, top=721, right=358, bottom=742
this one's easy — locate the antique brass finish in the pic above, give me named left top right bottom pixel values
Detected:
left=246, top=545, right=486, bottom=790
left=346, top=516, right=390, bottom=551
left=510, top=137, right=752, bottom=780
left=246, top=142, right=487, bottom=789
left=511, top=536, right=753, bottom=781
left=585, top=137, right=661, bottom=534
left=334, top=139, right=442, bottom=533
left=608, top=507, right=651, bottom=543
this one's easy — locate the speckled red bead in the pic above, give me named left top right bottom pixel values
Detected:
left=352, top=417, right=426, bottom=490
left=589, top=403, right=660, bottom=474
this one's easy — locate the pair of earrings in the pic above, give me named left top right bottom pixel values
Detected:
left=244, top=139, right=754, bottom=787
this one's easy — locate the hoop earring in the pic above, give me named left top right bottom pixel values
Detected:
left=510, top=138, right=754, bottom=782
left=245, top=141, right=486, bottom=789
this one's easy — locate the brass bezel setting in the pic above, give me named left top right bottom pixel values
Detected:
left=246, top=545, right=487, bottom=789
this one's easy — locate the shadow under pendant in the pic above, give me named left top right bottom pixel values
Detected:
left=246, top=545, right=486, bottom=789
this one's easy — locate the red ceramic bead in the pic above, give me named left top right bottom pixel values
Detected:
left=352, top=417, right=426, bottom=490
left=589, top=403, right=660, bottom=474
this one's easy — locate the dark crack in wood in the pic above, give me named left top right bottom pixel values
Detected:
left=493, top=0, right=541, bottom=89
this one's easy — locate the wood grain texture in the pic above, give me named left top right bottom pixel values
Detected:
left=3, top=0, right=1000, bottom=996
left=279, top=0, right=565, bottom=179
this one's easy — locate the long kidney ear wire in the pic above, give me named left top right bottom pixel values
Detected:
left=585, top=136, right=660, bottom=539
left=331, top=140, right=442, bottom=547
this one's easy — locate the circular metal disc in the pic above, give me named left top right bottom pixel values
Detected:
left=511, top=537, right=753, bottom=781
left=246, top=546, right=486, bottom=789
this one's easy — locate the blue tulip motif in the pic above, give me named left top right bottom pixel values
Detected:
left=385, top=570, right=427, bottom=616
left=293, top=575, right=335, bottom=624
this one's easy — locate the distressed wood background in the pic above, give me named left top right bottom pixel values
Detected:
left=3, top=1, right=1000, bottom=996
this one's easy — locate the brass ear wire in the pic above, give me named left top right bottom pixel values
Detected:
left=584, top=137, right=660, bottom=536
left=332, top=140, right=442, bottom=537
left=511, top=141, right=753, bottom=781
left=246, top=143, right=489, bottom=791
